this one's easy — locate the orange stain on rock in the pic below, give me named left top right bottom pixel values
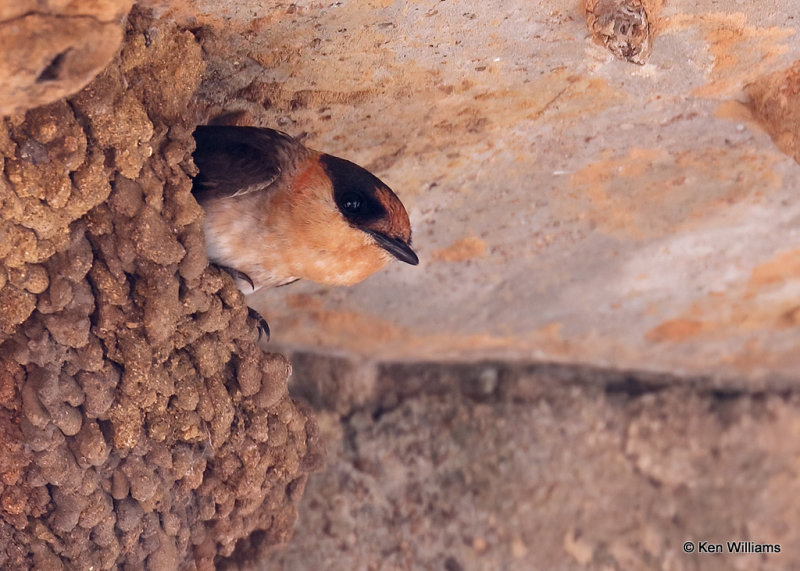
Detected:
left=664, top=13, right=793, bottom=98
left=567, top=147, right=781, bottom=240
left=714, top=100, right=767, bottom=135
left=283, top=293, right=409, bottom=349
left=275, top=293, right=577, bottom=360
left=646, top=319, right=709, bottom=343
left=745, top=249, right=800, bottom=297
left=432, top=235, right=488, bottom=262
left=646, top=252, right=800, bottom=346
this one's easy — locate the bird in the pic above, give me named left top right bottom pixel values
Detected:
left=191, top=125, right=419, bottom=340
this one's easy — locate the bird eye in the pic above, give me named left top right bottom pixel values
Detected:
left=341, top=192, right=363, bottom=213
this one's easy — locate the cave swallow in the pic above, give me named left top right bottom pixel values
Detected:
left=191, top=125, right=419, bottom=338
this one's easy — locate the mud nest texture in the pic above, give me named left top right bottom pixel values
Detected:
left=747, top=60, right=800, bottom=166
left=0, top=8, right=322, bottom=570
left=585, top=0, right=659, bottom=64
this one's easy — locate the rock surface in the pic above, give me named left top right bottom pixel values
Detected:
left=275, top=358, right=798, bottom=571
left=0, top=0, right=133, bottom=117
left=177, top=0, right=800, bottom=384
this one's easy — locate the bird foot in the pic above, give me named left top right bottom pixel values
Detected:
left=248, top=307, right=270, bottom=342
left=217, top=265, right=256, bottom=291
left=216, top=265, right=269, bottom=341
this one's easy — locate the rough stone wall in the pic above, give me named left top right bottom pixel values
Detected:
left=0, top=8, right=321, bottom=569
left=277, top=356, right=799, bottom=570
left=0, top=0, right=133, bottom=117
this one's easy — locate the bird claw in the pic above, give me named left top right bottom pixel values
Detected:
left=216, top=265, right=269, bottom=341
left=217, top=265, right=255, bottom=291
left=248, top=307, right=270, bottom=342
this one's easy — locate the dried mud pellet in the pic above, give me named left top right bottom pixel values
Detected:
left=92, top=512, right=118, bottom=544
left=146, top=413, right=170, bottom=442
left=9, top=264, right=49, bottom=294
left=108, top=403, right=142, bottom=450
left=216, top=496, right=235, bottom=519
left=29, top=487, right=52, bottom=519
left=253, top=372, right=288, bottom=411
left=31, top=364, right=59, bottom=406
left=174, top=378, right=200, bottom=411
left=42, top=310, right=90, bottom=349
left=206, top=378, right=234, bottom=440
left=190, top=334, right=230, bottom=378
left=161, top=511, right=181, bottom=536
left=195, top=296, right=227, bottom=333
left=27, top=329, right=69, bottom=370
left=118, top=529, right=145, bottom=565
left=50, top=403, right=83, bottom=436
left=286, top=476, right=307, bottom=503
left=175, top=409, right=205, bottom=442
left=236, top=348, right=262, bottom=397
left=178, top=223, right=208, bottom=282
left=140, top=512, right=163, bottom=557
left=21, top=379, right=52, bottom=428
left=34, top=448, right=79, bottom=488
left=89, top=260, right=130, bottom=306
left=146, top=442, right=173, bottom=470
left=585, top=0, right=658, bottom=64
left=248, top=412, right=270, bottom=443
left=0, top=359, right=22, bottom=411
left=0, top=285, right=37, bottom=335
left=217, top=279, right=247, bottom=312
left=37, top=276, right=74, bottom=315
left=276, top=398, right=297, bottom=425
left=77, top=421, right=109, bottom=467
left=4, top=335, right=30, bottom=366
left=110, top=176, right=145, bottom=218
left=20, top=418, right=64, bottom=452
left=147, top=531, right=179, bottom=570
left=78, top=490, right=112, bottom=529
left=142, top=281, right=182, bottom=346
left=111, top=468, right=130, bottom=501
left=198, top=495, right=215, bottom=520
left=250, top=352, right=291, bottom=410
left=122, top=457, right=159, bottom=504
left=31, top=541, right=64, bottom=570
left=170, top=445, right=193, bottom=480
left=189, top=521, right=207, bottom=546
left=115, top=497, right=144, bottom=532
left=52, top=488, right=87, bottom=532
left=181, top=457, right=206, bottom=491
left=180, top=285, right=212, bottom=315
left=59, top=373, right=84, bottom=407
left=132, top=206, right=185, bottom=266
left=77, top=368, right=118, bottom=419
left=267, top=415, right=288, bottom=448
left=2, top=485, right=29, bottom=517
left=71, top=334, right=104, bottom=373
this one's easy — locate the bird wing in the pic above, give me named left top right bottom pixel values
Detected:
left=192, top=125, right=303, bottom=200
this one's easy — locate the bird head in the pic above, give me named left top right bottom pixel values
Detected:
left=321, top=154, right=419, bottom=267
left=191, top=124, right=418, bottom=288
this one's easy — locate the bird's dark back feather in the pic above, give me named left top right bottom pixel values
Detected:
left=192, top=126, right=306, bottom=201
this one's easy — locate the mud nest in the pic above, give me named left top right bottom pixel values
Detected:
left=0, top=9, right=322, bottom=569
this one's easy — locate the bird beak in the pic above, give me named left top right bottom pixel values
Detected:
left=366, top=230, right=419, bottom=265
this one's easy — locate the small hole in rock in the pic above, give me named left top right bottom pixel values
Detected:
left=37, top=49, right=71, bottom=82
